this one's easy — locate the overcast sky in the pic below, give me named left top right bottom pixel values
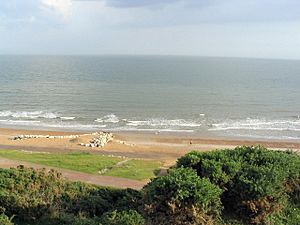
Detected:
left=1, top=0, right=300, bottom=59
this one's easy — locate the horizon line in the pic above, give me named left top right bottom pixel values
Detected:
left=0, top=53, right=300, bottom=62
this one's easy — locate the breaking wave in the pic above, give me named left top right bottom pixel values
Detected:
left=209, top=118, right=300, bottom=132
left=0, top=110, right=58, bottom=119
left=95, top=114, right=119, bottom=123
left=126, top=119, right=202, bottom=128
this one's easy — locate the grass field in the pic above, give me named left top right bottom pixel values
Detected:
left=0, top=150, right=162, bottom=180
left=105, top=159, right=162, bottom=180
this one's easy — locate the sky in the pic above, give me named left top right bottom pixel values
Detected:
left=1, top=0, right=300, bottom=59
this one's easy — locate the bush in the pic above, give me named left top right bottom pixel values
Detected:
left=177, top=146, right=300, bottom=224
left=267, top=203, right=300, bottom=225
left=36, top=213, right=100, bottom=225
left=99, top=210, right=145, bottom=225
left=0, top=166, right=66, bottom=222
left=142, top=167, right=223, bottom=225
left=0, top=214, right=14, bottom=225
left=0, top=166, right=142, bottom=224
left=62, top=186, right=142, bottom=217
left=1, top=146, right=298, bottom=225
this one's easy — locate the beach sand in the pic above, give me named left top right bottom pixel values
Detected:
left=1, top=127, right=300, bottom=188
left=0, top=127, right=299, bottom=167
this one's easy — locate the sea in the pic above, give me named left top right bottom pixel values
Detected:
left=1, top=55, right=300, bottom=140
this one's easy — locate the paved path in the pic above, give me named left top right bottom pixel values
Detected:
left=0, top=157, right=147, bottom=190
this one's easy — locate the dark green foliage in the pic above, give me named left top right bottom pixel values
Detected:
left=1, top=146, right=299, bottom=225
left=0, top=166, right=141, bottom=225
left=61, top=184, right=140, bottom=216
left=142, top=167, right=223, bottom=225
left=177, top=146, right=300, bottom=224
left=177, top=149, right=242, bottom=188
left=35, top=213, right=100, bottom=225
left=99, top=210, right=145, bottom=225
left=0, top=166, right=66, bottom=222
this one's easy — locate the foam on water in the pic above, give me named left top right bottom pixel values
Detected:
left=60, top=117, right=76, bottom=120
left=40, top=123, right=107, bottom=130
left=95, top=114, right=119, bottom=123
left=110, top=127, right=195, bottom=133
left=0, top=110, right=58, bottom=119
left=0, top=120, right=41, bottom=124
left=210, top=118, right=300, bottom=132
left=126, top=119, right=201, bottom=127
left=0, top=119, right=106, bottom=130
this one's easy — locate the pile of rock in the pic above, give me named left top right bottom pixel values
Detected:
left=80, top=132, right=114, bottom=148
left=11, top=131, right=114, bottom=148
left=12, top=134, right=81, bottom=140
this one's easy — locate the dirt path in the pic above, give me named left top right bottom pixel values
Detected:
left=0, top=157, right=147, bottom=190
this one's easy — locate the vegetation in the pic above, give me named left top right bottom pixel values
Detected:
left=0, top=166, right=143, bottom=225
left=142, top=167, right=223, bottom=225
left=0, top=146, right=299, bottom=225
left=0, top=214, right=14, bottom=225
left=105, top=159, right=162, bottom=180
left=177, top=146, right=300, bottom=224
left=99, top=210, right=145, bottom=225
left=0, top=150, right=161, bottom=180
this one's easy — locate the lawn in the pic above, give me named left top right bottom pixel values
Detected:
left=0, top=150, right=162, bottom=180
left=105, top=159, right=162, bottom=180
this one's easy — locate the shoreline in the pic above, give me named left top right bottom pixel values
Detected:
left=0, top=127, right=299, bottom=187
left=0, top=127, right=299, bottom=161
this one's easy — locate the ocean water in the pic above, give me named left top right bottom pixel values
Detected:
left=1, top=55, right=300, bottom=140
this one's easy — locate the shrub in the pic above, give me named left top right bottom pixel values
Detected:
left=266, top=203, right=300, bottom=225
left=177, top=150, right=242, bottom=188
left=36, top=213, right=100, bottom=225
left=0, top=166, right=66, bottom=222
left=142, top=167, right=223, bottom=225
left=0, top=214, right=14, bottom=225
left=0, top=166, right=142, bottom=224
left=62, top=186, right=142, bottom=217
left=99, top=210, right=145, bottom=225
left=177, top=146, right=300, bottom=224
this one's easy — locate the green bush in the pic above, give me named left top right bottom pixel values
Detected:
left=0, top=166, right=142, bottom=225
left=0, top=214, right=14, bottom=225
left=62, top=186, right=142, bottom=217
left=1, top=146, right=299, bottom=225
left=177, top=146, right=300, bottom=224
left=36, top=213, right=100, bottom=225
left=142, top=167, right=223, bottom=225
left=99, top=210, right=145, bottom=225
left=177, top=149, right=242, bottom=188
left=0, top=166, right=66, bottom=222
left=266, top=203, right=300, bottom=225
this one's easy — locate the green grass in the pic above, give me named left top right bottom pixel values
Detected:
left=0, top=150, right=162, bottom=180
left=105, top=159, right=162, bottom=180
left=0, top=150, right=121, bottom=174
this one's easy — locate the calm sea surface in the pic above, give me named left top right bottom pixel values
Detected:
left=1, top=55, right=300, bottom=139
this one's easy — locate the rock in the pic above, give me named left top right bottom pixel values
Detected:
left=12, top=132, right=114, bottom=149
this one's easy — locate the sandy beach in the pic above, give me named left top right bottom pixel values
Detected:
left=0, top=127, right=299, bottom=167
